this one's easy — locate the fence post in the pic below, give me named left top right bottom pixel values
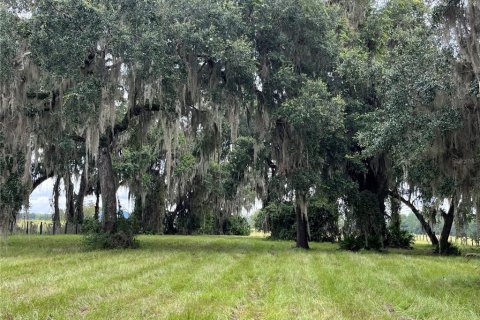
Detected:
left=26, top=221, right=29, bottom=234
left=64, top=221, right=68, bottom=234
left=75, top=223, right=78, bottom=234
left=40, top=222, right=43, bottom=235
left=53, top=222, right=56, bottom=235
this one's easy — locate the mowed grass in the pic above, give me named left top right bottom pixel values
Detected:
left=1, top=235, right=480, bottom=320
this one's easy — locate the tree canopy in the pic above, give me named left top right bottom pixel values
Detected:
left=1, top=0, right=479, bottom=253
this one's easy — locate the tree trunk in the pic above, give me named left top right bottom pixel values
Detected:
left=65, top=174, right=75, bottom=223
left=9, top=217, right=15, bottom=233
left=74, top=168, right=87, bottom=223
left=351, top=156, right=388, bottom=246
left=0, top=218, right=8, bottom=243
left=138, top=175, right=166, bottom=234
left=439, top=197, right=455, bottom=254
left=295, top=190, right=309, bottom=249
left=476, top=201, right=480, bottom=245
left=98, top=147, right=117, bottom=233
left=390, top=195, right=401, bottom=233
left=389, top=190, right=439, bottom=249
left=52, top=176, right=61, bottom=229
left=94, top=179, right=100, bottom=221
left=217, top=209, right=225, bottom=235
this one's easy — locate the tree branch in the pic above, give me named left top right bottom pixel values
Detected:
left=112, top=103, right=162, bottom=137
left=388, top=189, right=439, bottom=246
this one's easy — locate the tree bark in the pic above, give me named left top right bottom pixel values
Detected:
left=52, top=176, right=61, bottom=230
left=350, top=156, right=388, bottom=245
left=390, top=194, right=401, bottom=233
left=98, top=147, right=117, bottom=233
left=0, top=222, right=7, bottom=243
left=32, top=172, right=54, bottom=192
left=74, top=168, right=87, bottom=223
left=476, top=200, right=480, bottom=245
left=94, top=179, right=100, bottom=221
left=295, top=190, right=309, bottom=249
left=142, top=175, right=166, bottom=234
left=439, top=197, right=456, bottom=254
left=389, top=190, right=439, bottom=248
left=217, top=209, right=225, bottom=235
left=134, top=174, right=166, bottom=234
left=65, top=174, right=75, bottom=223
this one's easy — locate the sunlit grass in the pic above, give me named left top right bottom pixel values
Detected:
left=1, top=235, right=479, bottom=319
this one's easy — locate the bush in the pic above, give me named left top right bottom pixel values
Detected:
left=164, top=209, right=250, bottom=236
left=85, top=230, right=138, bottom=249
left=268, top=203, right=296, bottom=240
left=255, top=201, right=339, bottom=242
left=435, top=242, right=461, bottom=256
left=224, top=215, right=250, bottom=236
left=339, top=235, right=364, bottom=251
left=252, top=209, right=269, bottom=233
left=83, top=213, right=138, bottom=250
left=386, top=226, right=415, bottom=249
left=308, top=201, right=339, bottom=242
left=82, top=217, right=101, bottom=234
left=365, top=235, right=383, bottom=250
left=198, top=211, right=216, bottom=235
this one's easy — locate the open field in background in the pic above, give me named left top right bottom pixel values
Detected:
left=10, top=221, right=480, bottom=248
left=11, top=220, right=81, bottom=235
left=1, top=235, right=480, bottom=320
left=414, top=234, right=480, bottom=247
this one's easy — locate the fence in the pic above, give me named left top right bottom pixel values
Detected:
left=414, top=234, right=480, bottom=246
left=9, top=221, right=83, bottom=235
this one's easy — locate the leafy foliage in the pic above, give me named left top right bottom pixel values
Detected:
left=2, top=0, right=479, bottom=254
left=255, top=200, right=339, bottom=242
left=339, top=235, right=365, bottom=252
left=386, top=226, right=415, bottom=249
left=83, top=213, right=138, bottom=249
left=433, top=242, right=461, bottom=256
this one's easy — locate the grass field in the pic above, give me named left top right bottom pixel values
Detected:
left=1, top=235, right=480, bottom=320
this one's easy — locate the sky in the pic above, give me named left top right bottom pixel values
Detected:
left=27, top=179, right=413, bottom=216
left=26, top=178, right=260, bottom=215
left=25, top=178, right=133, bottom=214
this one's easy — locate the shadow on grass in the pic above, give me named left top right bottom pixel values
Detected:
left=105, top=235, right=477, bottom=258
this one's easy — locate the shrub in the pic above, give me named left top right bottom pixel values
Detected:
left=252, top=209, right=269, bottom=233
left=164, top=209, right=201, bottom=235
left=198, top=211, right=216, bottom=235
left=83, top=213, right=138, bottom=250
left=268, top=203, right=296, bottom=240
left=82, top=217, right=101, bottom=234
left=435, top=242, right=461, bottom=256
left=308, top=201, right=339, bottom=242
left=365, top=235, right=383, bottom=250
left=386, top=226, right=415, bottom=249
left=256, top=201, right=339, bottom=242
left=85, top=230, right=138, bottom=249
left=224, top=215, right=250, bottom=236
left=164, top=209, right=250, bottom=236
left=339, top=235, right=364, bottom=251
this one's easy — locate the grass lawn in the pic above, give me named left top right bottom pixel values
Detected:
left=1, top=235, right=480, bottom=320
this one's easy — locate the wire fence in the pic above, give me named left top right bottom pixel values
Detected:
left=8, top=221, right=83, bottom=235
left=414, top=234, right=480, bottom=246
